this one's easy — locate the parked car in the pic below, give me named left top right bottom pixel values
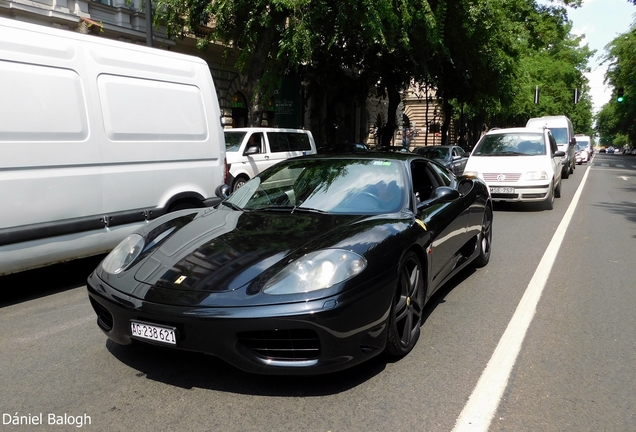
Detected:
left=87, top=152, right=493, bottom=375
left=225, top=128, right=317, bottom=192
left=463, top=127, right=565, bottom=210
left=413, top=145, right=469, bottom=175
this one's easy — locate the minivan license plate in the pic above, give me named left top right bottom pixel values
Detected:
left=131, top=321, right=177, bottom=345
left=490, top=187, right=515, bottom=194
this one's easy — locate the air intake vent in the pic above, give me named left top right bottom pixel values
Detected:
left=238, top=329, right=320, bottom=361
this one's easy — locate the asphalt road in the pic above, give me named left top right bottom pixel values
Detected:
left=1, top=152, right=635, bottom=432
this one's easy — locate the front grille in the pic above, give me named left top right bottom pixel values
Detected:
left=483, top=173, right=521, bottom=182
left=491, top=193, right=518, bottom=199
left=521, top=193, right=547, bottom=199
left=238, top=329, right=320, bottom=361
left=89, top=297, right=113, bottom=331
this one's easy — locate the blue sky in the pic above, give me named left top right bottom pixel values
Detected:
left=543, top=0, right=636, bottom=112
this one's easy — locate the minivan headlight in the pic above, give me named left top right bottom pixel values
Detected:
left=101, top=234, right=145, bottom=274
left=262, top=249, right=367, bottom=295
left=521, top=171, right=548, bottom=181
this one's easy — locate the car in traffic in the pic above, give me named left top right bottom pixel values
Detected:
left=575, top=144, right=589, bottom=164
left=463, top=127, right=565, bottom=210
left=413, top=145, right=469, bottom=175
left=87, top=152, right=493, bottom=375
left=526, top=116, right=576, bottom=179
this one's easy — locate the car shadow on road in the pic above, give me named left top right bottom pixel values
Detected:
left=105, top=338, right=391, bottom=396
left=103, top=264, right=478, bottom=397
left=0, top=255, right=106, bottom=307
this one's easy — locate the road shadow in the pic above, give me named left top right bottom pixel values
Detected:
left=0, top=255, right=106, bottom=307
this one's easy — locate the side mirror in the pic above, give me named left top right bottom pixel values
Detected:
left=215, top=184, right=231, bottom=200
left=554, top=150, right=565, bottom=157
left=432, top=186, right=460, bottom=201
left=244, top=145, right=260, bottom=156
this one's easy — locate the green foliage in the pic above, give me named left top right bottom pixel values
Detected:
left=601, top=23, right=636, bottom=144
left=152, top=0, right=596, bottom=141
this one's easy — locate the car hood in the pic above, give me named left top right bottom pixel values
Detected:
left=100, top=207, right=406, bottom=307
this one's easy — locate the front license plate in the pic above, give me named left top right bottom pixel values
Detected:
left=131, top=321, right=177, bottom=345
left=490, top=187, right=515, bottom=194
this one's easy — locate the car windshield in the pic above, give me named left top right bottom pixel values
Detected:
left=224, top=131, right=247, bottom=152
left=417, top=147, right=449, bottom=160
left=473, top=133, right=545, bottom=156
left=577, top=140, right=589, bottom=147
left=226, top=158, right=406, bottom=214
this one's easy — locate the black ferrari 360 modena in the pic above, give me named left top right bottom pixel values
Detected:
left=87, top=152, right=492, bottom=375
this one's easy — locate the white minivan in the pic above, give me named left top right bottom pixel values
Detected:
left=464, top=127, right=565, bottom=210
left=0, top=17, right=226, bottom=275
left=224, top=128, right=317, bottom=191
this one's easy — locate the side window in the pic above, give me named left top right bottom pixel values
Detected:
left=267, top=132, right=311, bottom=152
left=267, top=133, right=289, bottom=153
left=411, top=160, right=437, bottom=203
left=246, top=133, right=264, bottom=153
left=429, top=161, right=454, bottom=186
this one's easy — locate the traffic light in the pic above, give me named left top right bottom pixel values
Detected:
left=617, top=87, right=624, bottom=103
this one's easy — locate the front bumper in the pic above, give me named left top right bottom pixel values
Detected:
left=87, top=271, right=395, bottom=375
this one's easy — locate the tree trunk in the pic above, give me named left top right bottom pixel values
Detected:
left=380, top=81, right=401, bottom=148
left=245, top=15, right=283, bottom=127
left=441, top=98, right=453, bottom=146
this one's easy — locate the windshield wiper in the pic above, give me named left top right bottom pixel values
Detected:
left=221, top=201, right=243, bottom=211
left=291, top=206, right=327, bottom=214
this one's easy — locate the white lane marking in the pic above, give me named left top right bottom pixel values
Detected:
left=15, top=314, right=95, bottom=344
left=452, top=165, right=591, bottom=432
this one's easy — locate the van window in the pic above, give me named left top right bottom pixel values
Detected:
left=268, top=132, right=312, bottom=152
left=0, top=60, right=88, bottom=141
left=98, top=75, right=207, bottom=141
left=549, top=128, right=568, bottom=144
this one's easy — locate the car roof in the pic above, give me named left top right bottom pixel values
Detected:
left=484, top=127, right=544, bottom=135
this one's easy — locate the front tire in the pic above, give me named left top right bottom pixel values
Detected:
left=385, top=251, right=424, bottom=357
left=542, top=181, right=555, bottom=210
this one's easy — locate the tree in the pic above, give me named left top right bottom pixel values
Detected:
left=602, top=23, right=636, bottom=144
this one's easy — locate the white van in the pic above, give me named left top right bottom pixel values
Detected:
left=0, top=17, right=226, bottom=275
left=224, top=128, right=317, bottom=191
left=526, top=116, right=576, bottom=179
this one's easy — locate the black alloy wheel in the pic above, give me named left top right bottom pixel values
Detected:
left=474, top=205, right=493, bottom=268
left=386, top=251, right=424, bottom=356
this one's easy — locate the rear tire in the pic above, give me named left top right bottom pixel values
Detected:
left=385, top=251, right=424, bottom=357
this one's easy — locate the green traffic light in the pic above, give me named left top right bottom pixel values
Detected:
left=617, top=87, right=624, bottom=102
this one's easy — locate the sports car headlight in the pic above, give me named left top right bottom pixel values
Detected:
left=262, top=249, right=367, bottom=295
left=520, top=171, right=548, bottom=181
left=101, top=234, right=145, bottom=275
